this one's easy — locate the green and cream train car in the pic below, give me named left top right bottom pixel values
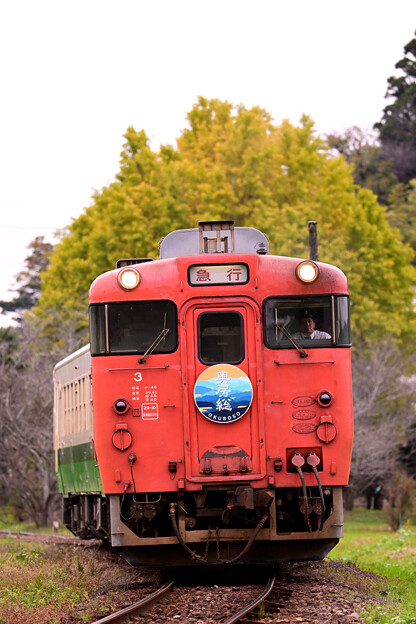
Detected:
left=53, top=344, right=108, bottom=538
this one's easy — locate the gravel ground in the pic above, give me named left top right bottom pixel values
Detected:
left=132, top=583, right=265, bottom=623
left=126, top=561, right=378, bottom=624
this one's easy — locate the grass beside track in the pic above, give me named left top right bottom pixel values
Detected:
left=0, top=539, right=155, bottom=624
left=329, top=508, right=416, bottom=623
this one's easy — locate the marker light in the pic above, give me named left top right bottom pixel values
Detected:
left=117, top=267, right=140, bottom=290
left=317, top=391, right=333, bottom=407
left=112, top=398, right=130, bottom=415
left=295, top=261, right=319, bottom=284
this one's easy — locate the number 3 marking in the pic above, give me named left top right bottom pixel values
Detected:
left=134, top=372, right=142, bottom=382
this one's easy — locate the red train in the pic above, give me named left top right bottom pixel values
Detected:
left=54, top=221, right=353, bottom=566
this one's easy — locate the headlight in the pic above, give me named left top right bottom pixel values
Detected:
left=296, top=261, right=319, bottom=283
left=117, top=267, right=140, bottom=290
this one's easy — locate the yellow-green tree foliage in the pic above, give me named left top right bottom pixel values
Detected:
left=38, top=97, right=416, bottom=343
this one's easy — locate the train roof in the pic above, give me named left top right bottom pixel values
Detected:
left=159, top=221, right=269, bottom=258
left=53, top=343, right=90, bottom=374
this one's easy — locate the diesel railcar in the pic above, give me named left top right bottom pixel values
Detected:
left=53, top=221, right=353, bottom=566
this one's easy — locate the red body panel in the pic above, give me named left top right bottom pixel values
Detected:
left=90, top=253, right=352, bottom=496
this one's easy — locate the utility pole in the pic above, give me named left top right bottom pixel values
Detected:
left=308, top=221, right=318, bottom=261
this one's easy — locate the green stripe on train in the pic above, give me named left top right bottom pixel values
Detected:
left=56, top=442, right=104, bottom=496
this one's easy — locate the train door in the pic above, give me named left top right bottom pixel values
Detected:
left=182, top=299, right=266, bottom=483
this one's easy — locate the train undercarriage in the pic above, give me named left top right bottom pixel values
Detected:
left=63, top=484, right=344, bottom=565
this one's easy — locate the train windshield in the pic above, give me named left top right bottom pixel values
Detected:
left=197, top=311, right=244, bottom=364
left=89, top=301, right=177, bottom=355
left=263, top=295, right=350, bottom=348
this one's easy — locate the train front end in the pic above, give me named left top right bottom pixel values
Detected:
left=88, top=221, right=353, bottom=565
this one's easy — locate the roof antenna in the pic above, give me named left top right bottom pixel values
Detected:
left=308, top=221, right=318, bottom=261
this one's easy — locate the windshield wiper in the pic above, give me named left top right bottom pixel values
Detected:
left=138, top=327, right=170, bottom=364
left=277, top=324, right=308, bottom=359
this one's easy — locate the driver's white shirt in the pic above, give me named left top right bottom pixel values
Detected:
left=292, top=330, right=331, bottom=339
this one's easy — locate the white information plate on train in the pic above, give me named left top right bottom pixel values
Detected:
left=189, top=264, right=248, bottom=285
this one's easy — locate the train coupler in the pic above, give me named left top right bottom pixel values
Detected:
left=226, top=487, right=273, bottom=511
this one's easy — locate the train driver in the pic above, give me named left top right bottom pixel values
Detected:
left=292, top=309, right=331, bottom=340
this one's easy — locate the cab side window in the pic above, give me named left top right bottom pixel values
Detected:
left=263, top=296, right=350, bottom=348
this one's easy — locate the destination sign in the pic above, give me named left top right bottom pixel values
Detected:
left=189, top=264, right=248, bottom=286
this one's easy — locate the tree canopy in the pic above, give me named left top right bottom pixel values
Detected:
left=0, top=236, right=54, bottom=322
left=375, top=31, right=416, bottom=183
left=37, top=97, right=416, bottom=344
left=326, top=127, right=398, bottom=206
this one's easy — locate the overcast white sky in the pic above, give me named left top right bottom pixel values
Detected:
left=1, top=0, right=416, bottom=322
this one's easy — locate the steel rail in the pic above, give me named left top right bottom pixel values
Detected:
left=89, top=578, right=175, bottom=624
left=222, top=574, right=276, bottom=624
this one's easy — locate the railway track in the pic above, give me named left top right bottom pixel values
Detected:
left=90, top=573, right=276, bottom=624
left=222, top=573, right=275, bottom=623
left=88, top=561, right=367, bottom=623
left=89, top=578, right=175, bottom=623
